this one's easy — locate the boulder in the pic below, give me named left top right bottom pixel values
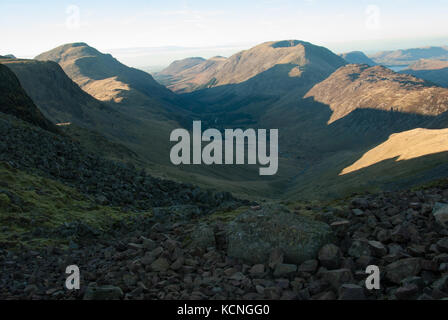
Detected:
left=83, top=285, right=123, bottom=300
left=226, top=205, right=334, bottom=264
left=338, top=284, right=366, bottom=300
left=150, top=257, right=170, bottom=272
left=190, top=224, right=216, bottom=250
left=249, top=264, right=265, bottom=276
left=433, top=203, right=448, bottom=227
left=368, top=240, right=388, bottom=257
left=273, top=263, right=297, bottom=277
left=436, top=238, right=448, bottom=253
left=348, top=240, right=371, bottom=258
left=298, top=260, right=319, bottom=273
left=385, top=258, right=421, bottom=284
left=395, top=284, right=419, bottom=300
left=321, top=269, right=354, bottom=290
left=318, top=244, right=342, bottom=269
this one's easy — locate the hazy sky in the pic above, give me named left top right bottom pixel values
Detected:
left=1, top=0, right=448, bottom=67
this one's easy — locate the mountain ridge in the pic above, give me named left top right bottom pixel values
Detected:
left=157, top=40, right=347, bottom=94
left=35, top=42, right=188, bottom=114
left=305, top=64, right=448, bottom=123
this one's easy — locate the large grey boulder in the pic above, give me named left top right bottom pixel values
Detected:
left=226, top=204, right=334, bottom=264
left=433, top=203, right=448, bottom=227
left=190, top=224, right=216, bottom=250
left=385, top=258, right=422, bottom=284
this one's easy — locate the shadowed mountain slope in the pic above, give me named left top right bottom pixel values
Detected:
left=339, top=51, right=376, bottom=66
left=1, top=57, right=113, bottom=125
left=402, top=59, right=448, bottom=88
left=0, top=55, right=188, bottom=171
left=0, top=63, right=58, bottom=133
left=35, top=43, right=188, bottom=115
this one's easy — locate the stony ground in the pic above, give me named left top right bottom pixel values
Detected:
left=1, top=184, right=448, bottom=300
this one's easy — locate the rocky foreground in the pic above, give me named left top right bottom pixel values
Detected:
left=1, top=184, right=448, bottom=300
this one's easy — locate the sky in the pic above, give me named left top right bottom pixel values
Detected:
left=1, top=0, right=448, bottom=67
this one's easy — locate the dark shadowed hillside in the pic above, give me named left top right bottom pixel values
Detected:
left=402, top=59, right=448, bottom=87
left=339, top=51, right=376, bottom=66
left=0, top=63, right=58, bottom=133
left=1, top=57, right=113, bottom=125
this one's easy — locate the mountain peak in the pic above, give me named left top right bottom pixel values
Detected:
left=156, top=40, right=346, bottom=93
left=35, top=42, right=101, bottom=64
left=269, top=40, right=309, bottom=48
left=35, top=42, right=184, bottom=110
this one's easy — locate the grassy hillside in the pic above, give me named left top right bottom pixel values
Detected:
left=0, top=161, right=152, bottom=249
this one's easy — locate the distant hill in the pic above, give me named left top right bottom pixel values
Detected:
left=157, top=57, right=206, bottom=77
left=0, top=63, right=58, bottom=133
left=157, top=40, right=347, bottom=94
left=155, top=56, right=226, bottom=93
left=408, top=59, right=448, bottom=70
left=370, top=46, right=448, bottom=66
left=1, top=55, right=187, bottom=172
left=1, top=58, right=112, bottom=125
left=305, top=64, right=448, bottom=123
left=339, top=51, right=376, bottom=66
left=402, top=59, right=448, bottom=87
left=35, top=43, right=187, bottom=114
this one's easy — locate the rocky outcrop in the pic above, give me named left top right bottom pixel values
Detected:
left=305, top=64, right=448, bottom=124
